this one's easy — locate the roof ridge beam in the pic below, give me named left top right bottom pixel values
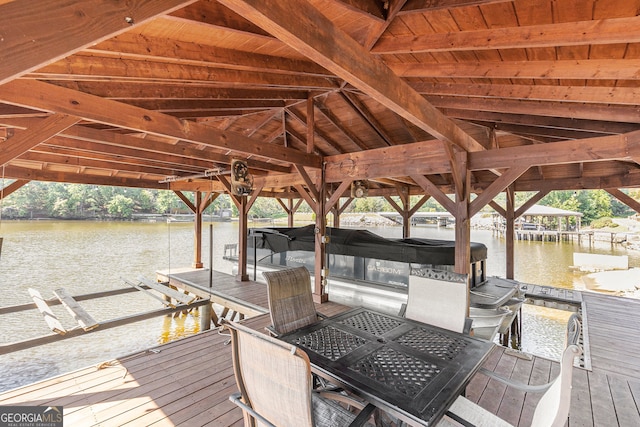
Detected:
left=218, top=0, right=485, bottom=153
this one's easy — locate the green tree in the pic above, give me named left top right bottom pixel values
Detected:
left=107, top=194, right=135, bottom=219
left=155, top=190, right=181, bottom=214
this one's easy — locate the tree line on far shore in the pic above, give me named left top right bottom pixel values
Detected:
left=0, top=181, right=635, bottom=225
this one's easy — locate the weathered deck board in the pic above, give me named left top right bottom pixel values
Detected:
left=53, top=287, right=99, bottom=331
left=582, top=292, right=640, bottom=379
left=163, top=269, right=270, bottom=317
left=3, top=278, right=640, bottom=426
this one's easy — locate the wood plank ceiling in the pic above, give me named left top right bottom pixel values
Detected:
left=2, top=0, right=640, bottom=201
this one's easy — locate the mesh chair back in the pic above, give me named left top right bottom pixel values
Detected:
left=228, top=321, right=315, bottom=427
left=531, top=313, right=583, bottom=427
left=407, top=269, right=469, bottom=333
left=264, top=267, right=318, bottom=335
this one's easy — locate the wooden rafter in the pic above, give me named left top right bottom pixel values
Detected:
left=398, top=0, right=510, bottom=14
left=0, top=0, right=198, bottom=85
left=390, top=60, right=640, bottom=81
left=218, top=0, right=485, bottom=153
left=0, top=115, right=79, bottom=166
left=373, top=16, right=640, bottom=54
left=0, top=80, right=321, bottom=168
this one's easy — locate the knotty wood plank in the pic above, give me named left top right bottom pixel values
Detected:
left=0, top=114, right=79, bottom=165
left=28, top=288, right=66, bottom=335
left=0, top=0, right=197, bottom=85
left=0, top=80, right=322, bottom=168
left=373, top=16, right=640, bottom=54
left=53, top=287, right=98, bottom=331
left=217, top=0, right=484, bottom=153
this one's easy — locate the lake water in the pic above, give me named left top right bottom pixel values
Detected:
left=0, top=220, right=638, bottom=392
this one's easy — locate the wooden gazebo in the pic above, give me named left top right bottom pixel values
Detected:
left=3, top=0, right=640, bottom=302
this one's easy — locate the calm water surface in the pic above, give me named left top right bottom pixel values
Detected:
left=0, top=220, right=637, bottom=392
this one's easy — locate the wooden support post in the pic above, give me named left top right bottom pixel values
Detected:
left=314, top=170, right=328, bottom=303
left=193, top=191, right=203, bottom=268
left=200, top=303, right=212, bottom=331
left=506, top=185, right=515, bottom=280
left=237, top=196, right=249, bottom=281
left=211, top=306, right=220, bottom=327
left=288, top=198, right=295, bottom=227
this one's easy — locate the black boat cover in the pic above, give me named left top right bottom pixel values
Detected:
left=249, top=225, right=487, bottom=265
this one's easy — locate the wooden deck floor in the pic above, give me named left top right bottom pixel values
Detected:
left=2, top=272, right=640, bottom=426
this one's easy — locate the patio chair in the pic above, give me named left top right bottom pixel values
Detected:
left=263, top=267, right=325, bottom=336
left=224, top=320, right=376, bottom=427
left=400, top=269, right=472, bottom=334
left=437, top=313, right=583, bottom=427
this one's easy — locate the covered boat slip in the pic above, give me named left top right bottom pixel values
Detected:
left=1, top=278, right=640, bottom=427
left=246, top=225, right=488, bottom=288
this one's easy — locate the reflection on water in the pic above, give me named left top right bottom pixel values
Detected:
left=0, top=220, right=236, bottom=393
left=0, top=220, right=637, bottom=392
left=158, top=311, right=201, bottom=344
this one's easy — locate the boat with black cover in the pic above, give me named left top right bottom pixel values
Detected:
left=228, top=225, right=522, bottom=340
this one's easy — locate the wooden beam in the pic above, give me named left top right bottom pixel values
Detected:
left=0, top=0, right=197, bottom=85
left=429, top=95, right=640, bottom=124
left=410, top=174, right=455, bottom=213
left=0, top=80, right=322, bottom=168
left=35, top=54, right=337, bottom=89
left=218, top=0, right=484, bottom=153
left=606, top=188, right=640, bottom=215
left=390, top=59, right=640, bottom=81
left=294, top=165, right=320, bottom=201
left=470, top=166, right=529, bottom=217
left=325, top=140, right=450, bottom=182
left=399, top=0, right=510, bottom=13
left=175, top=191, right=196, bottom=212
left=91, top=33, right=331, bottom=77
left=336, top=0, right=386, bottom=21
left=489, top=200, right=506, bottom=217
left=514, top=190, right=550, bottom=218
left=469, top=131, right=640, bottom=171
left=2, top=165, right=166, bottom=189
left=373, top=16, right=640, bottom=54
left=294, top=184, right=318, bottom=212
left=326, top=180, right=352, bottom=212
left=0, top=179, right=29, bottom=199
left=411, top=82, right=640, bottom=107
left=0, top=114, right=79, bottom=166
